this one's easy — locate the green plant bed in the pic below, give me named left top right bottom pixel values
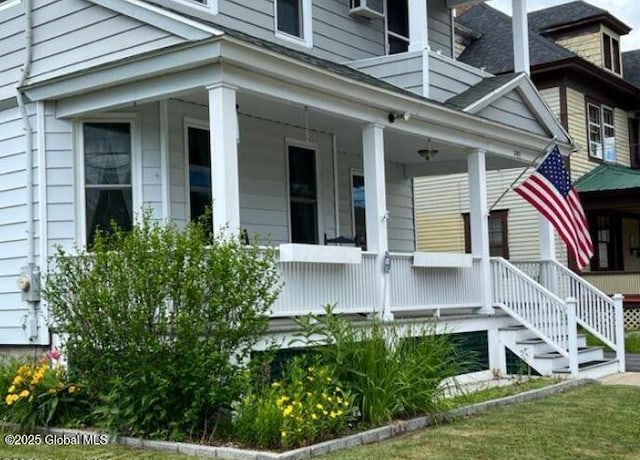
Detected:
left=625, top=331, right=640, bottom=353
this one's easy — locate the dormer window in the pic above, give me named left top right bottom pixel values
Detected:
left=275, top=0, right=312, bottom=47
left=602, top=32, right=621, bottom=74
left=386, top=0, right=409, bottom=54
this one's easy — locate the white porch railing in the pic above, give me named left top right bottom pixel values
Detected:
left=512, top=260, right=625, bottom=370
left=389, top=254, right=484, bottom=311
left=491, top=258, right=575, bottom=363
left=271, top=252, right=378, bottom=317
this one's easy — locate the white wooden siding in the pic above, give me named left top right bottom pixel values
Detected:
left=0, top=2, right=24, bottom=102
left=26, top=0, right=187, bottom=84
left=477, top=90, right=548, bottom=136
left=427, top=0, right=452, bottom=57
left=348, top=51, right=424, bottom=96
left=429, top=51, right=486, bottom=102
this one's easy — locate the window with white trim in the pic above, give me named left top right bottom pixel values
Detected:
left=386, top=0, right=409, bottom=54
left=275, top=0, right=311, bottom=46
left=82, top=122, right=133, bottom=245
left=587, top=102, right=616, bottom=162
left=602, top=32, right=621, bottom=74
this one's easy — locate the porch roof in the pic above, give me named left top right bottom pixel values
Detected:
left=575, top=164, right=640, bottom=193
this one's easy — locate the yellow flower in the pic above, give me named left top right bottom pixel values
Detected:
left=68, top=385, right=77, bottom=394
left=48, top=389, right=56, bottom=395
left=316, top=404, right=323, bottom=410
left=19, top=390, right=29, bottom=398
left=337, top=410, right=343, bottom=416
left=271, top=382, right=281, bottom=388
left=8, top=385, right=15, bottom=393
left=12, top=375, right=23, bottom=385
left=281, top=431, right=287, bottom=438
left=283, top=405, right=294, bottom=416
left=311, top=413, right=318, bottom=420
left=330, top=411, right=337, bottom=418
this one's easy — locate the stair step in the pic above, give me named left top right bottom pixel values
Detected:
left=499, top=325, right=528, bottom=331
left=554, top=358, right=618, bottom=374
left=516, top=334, right=586, bottom=345
left=535, top=346, right=602, bottom=360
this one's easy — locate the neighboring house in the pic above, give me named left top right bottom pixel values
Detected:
left=416, top=1, right=640, bottom=329
left=0, top=0, right=623, bottom=378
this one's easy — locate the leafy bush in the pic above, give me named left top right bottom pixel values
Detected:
left=233, top=356, right=356, bottom=449
left=295, top=306, right=467, bottom=426
left=2, top=351, right=79, bottom=428
left=42, top=215, right=281, bottom=439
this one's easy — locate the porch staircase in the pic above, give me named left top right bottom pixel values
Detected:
left=491, top=258, right=625, bottom=379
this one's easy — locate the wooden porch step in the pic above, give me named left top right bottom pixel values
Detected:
left=554, top=358, right=618, bottom=374
left=516, top=334, right=587, bottom=345
left=534, top=346, right=603, bottom=360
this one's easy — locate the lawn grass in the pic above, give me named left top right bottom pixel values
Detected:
left=585, top=330, right=640, bottom=353
left=321, top=384, right=640, bottom=460
left=446, top=377, right=555, bottom=408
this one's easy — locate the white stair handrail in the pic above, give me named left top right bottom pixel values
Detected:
left=512, top=260, right=618, bottom=351
left=490, top=257, right=571, bottom=357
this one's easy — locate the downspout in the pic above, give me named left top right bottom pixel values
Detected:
left=16, top=0, right=39, bottom=342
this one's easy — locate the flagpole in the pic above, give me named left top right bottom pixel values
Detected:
left=488, top=136, right=558, bottom=212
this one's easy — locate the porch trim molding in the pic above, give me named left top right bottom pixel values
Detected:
left=23, top=36, right=567, bottom=162
left=88, top=0, right=222, bottom=40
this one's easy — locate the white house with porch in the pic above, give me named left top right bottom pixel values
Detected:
left=0, top=0, right=624, bottom=378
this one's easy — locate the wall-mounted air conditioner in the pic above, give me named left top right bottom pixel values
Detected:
left=349, top=0, right=384, bottom=19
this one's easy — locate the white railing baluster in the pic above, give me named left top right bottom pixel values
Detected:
left=491, top=257, right=569, bottom=357
left=512, top=259, right=625, bottom=369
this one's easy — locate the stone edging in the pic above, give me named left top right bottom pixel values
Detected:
left=34, top=378, right=598, bottom=460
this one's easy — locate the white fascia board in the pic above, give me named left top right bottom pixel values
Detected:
left=24, top=41, right=222, bottom=101
left=88, top=0, right=222, bottom=40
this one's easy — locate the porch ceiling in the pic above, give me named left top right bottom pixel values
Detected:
left=178, top=89, right=527, bottom=176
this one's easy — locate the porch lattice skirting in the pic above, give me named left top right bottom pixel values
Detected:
left=624, top=306, right=640, bottom=331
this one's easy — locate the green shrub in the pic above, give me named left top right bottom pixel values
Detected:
left=294, top=306, right=467, bottom=426
left=42, top=214, right=281, bottom=439
left=233, top=356, right=356, bottom=449
left=2, top=352, right=81, bottom=428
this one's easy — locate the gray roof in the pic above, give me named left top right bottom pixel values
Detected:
left=446, top=73, right=523, bottom=110
left=457, top=4, right=575, bottom=75
left=622, top=50, right=640, bottom=88
left=528, top=1, right=630, bottom=34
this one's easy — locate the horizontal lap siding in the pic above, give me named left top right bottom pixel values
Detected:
left=428, top=0, right=452, bottom=57
left=414, top=169, right=567, bottom=262
left=27, top=0, right=186, bottom=84
left=0, top=3, right=24, bottom=102
left=0, top=105, right=36, bottom=345
left=565, top=87, right=593, bottom=181
left=348, top=52, right=424, bottom=95
left=217, top=0, right=384, bottom=62
left=477, top=90, right=548, bottom=136
left=429, top=53, right=486, bottom=103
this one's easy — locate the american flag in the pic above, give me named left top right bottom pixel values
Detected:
left=514, top=146, right=593, bottom=269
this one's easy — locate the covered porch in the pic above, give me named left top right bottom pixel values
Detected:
left=25, top=30, right=561, bottom=321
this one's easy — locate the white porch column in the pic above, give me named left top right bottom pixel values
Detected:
left=468, top=149, right=493, bottom=315
left=363, top=123, right=392, bottom=321
left=539, top=216, right=556, bottom=260
left=208, top=83, right=240, bottom=236
left=408, top=0, right=429, bottom=52
left=512, top=0, right=530, bottom=75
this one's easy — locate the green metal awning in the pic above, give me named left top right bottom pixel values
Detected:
left=574, top=163, right=640, bottom=193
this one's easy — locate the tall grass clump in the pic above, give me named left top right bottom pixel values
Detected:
left=294, top=306, right=468, bottom=426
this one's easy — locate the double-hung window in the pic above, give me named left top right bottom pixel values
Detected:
left=463, top=210, right=510, bottom=259
left=602, top=33, right=621, bottom=74
left=82, top=122, right=134, bottom=245
left=587, top=102, right=616, bottom=162
left=386, top=0, right=409, bottom=54
left=275, top=0, right=312, bottom=46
